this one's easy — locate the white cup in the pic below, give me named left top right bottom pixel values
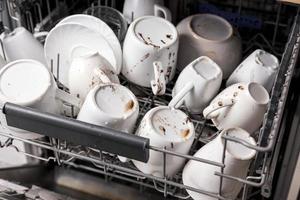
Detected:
left=122, top=16, right=179, bottom=95
left=183, top=127, right=256, bottom=200
left=226, top=49, right=279, bottom=93
left=123, top=0, right=172, bottom=23
left=0, top=59, right=82, bottom=134
left=77, top=83, right=139, bottom=134
left=68, top=51, right=120, bottom=101
left=203, top=82, right=269, bottom=134
left=3, top=27, right=47, bottom=65
left=169, top=56, right=222, bottom=114
left=133, top=106, right=195, bottom=178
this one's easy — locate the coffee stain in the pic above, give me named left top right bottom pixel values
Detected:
left=124, top=100, right=134, bottom=112
left=138, top=32, right=160, bottom=48
left=218, top=101, right=223, bottom=106
left=161, top=40, right=166, bottom=44
left=159, top=125, right=166, bottom=134
left=181, top=129, right=190, bottom=138
left=166, top=34, right=172, bottom=40
left=233, top=92, right=238, bottom=97
left=238, top=85, right=244, bottom=90
left=185, top=117, right=191, bottom=123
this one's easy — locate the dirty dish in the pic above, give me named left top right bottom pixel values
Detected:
left=77, top=83, right=139, bottom=134
left=44, top=23, right=116, bottom=88
left=133, top=106, right=195, bottom=178
left=58, top=14, right=122, bottom=74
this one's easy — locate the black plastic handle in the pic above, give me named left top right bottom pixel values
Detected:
left=2, top=103, right=149, bottom=162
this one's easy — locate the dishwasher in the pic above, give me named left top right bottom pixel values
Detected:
left=0, top=0, right=299, bottom=200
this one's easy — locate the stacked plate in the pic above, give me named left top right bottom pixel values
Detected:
left=44, top=14, right=122, bottom=88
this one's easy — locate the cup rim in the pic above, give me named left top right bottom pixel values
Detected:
left=220, top=127, right=257, bottom=160
left=131, top=16, right=178, bottom=48
left=188, top=14, right=233, bottom=43
left=254, top=49, right=279, bottom=70
left=0, top=59, right=51, bottom=106
left=4, top=27, right=27, bottom=39
left=91, top=83, right=139, bottom=119
left=147, top=106, right=195, bottom=143
left=245, top=82, right=270, bottom=105
left=189, top=56, right=223, bottom=80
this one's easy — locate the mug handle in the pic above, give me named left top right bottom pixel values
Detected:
left=168, top=82, right=194, bottom=109
left=33, top=31, right=49, bottom=39
left=55, top=89, right=82, bottom=108
left=151, top=61, right=166, bottom=96
left=154, top=4, right=172, bottom=22
left=203, top=97, right=235, bottom=119
left=93, top=67, right=112, bottom=84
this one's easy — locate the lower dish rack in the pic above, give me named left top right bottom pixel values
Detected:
left=0, top=13, right=300, bottom=200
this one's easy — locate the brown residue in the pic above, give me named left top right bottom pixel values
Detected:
left=171, top=142, right=174, bottom=149
left=140, top=53, right=150, bottom=62
left=218, top=101, right=223, bottom=106
left=233, top=92, right=238, bottom=97
left=161, top=40, right=166, bottom=44
left=238, top=85, right=244, bottom=90
left=138, top=32, right=160, bottom=48
left=159, top=126, right=166, bottom=134
left=168, top=52, right=172, bottom=60
left=125, top=100, right=134, bottom=112
left=76, top=94, right=80, bottom=98
left=166, top=34, right=172, bottom=39
left=181, top=129, right=190, bottom=138
left=185, top=117, right=191, bottom=123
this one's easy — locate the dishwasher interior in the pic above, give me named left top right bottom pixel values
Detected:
left=0, top=0, right=300, bottom=200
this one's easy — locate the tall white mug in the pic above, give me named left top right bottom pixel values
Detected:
left=122, top=16, right=179, bottom=95
left=183, top=127, right=256, bottom=200
left=169, top=56, right=222, bottom=114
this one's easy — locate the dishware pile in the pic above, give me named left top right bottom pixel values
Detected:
left=0, top=3, right=280, bottom=199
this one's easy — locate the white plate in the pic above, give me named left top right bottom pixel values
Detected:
left=57, top=14, right=122, bottom=74
left=44, top=23, right=116, bottom=87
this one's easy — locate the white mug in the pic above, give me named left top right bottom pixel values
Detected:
left=133, top=106, right=195, bottom=178
left=68, top=51, right=120, bottom=101
left=183, top=127, right=256, bottom=200
left=203, top=82, right=269, bottom=134
left=226, top=49, right=279, bottom=93
left=3, top=27, right=47, bottom=65
left=77, top=83, right=139, bottom=134
left=0, top=59, right=82, bottom=134
left=123, top=0, right=172, bottom=23
left=122, top=16, right=179, bottom=95
left=169, top=56, right=222, bottom=114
